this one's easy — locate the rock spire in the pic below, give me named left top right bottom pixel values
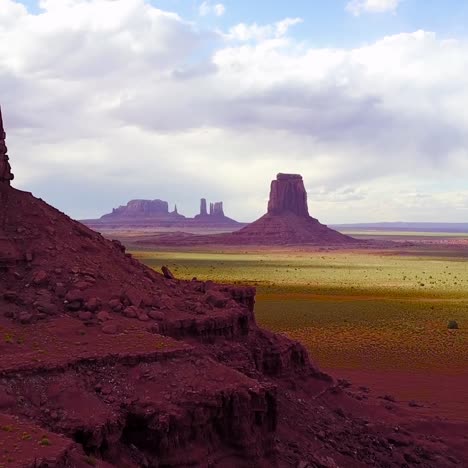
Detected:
left=0, top=106, right=14, bottom=186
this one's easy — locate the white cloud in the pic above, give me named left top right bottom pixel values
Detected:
left=1, top=1, right=468, bottom=223
left=199, top=1, right=225, bottom=17
left=226, top=17, right=303, bottom=41
left=346, top=0, right=402, bottom=16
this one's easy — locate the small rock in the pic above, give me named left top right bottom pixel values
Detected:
left=101, top=322, right=121, bottom=335
left=65, top=289, right=85, bottom=303
left=205, top=292, right=228, bottom=308
left=54, top=283, right=66, bottom=298
left=86, top=297, right=101, bottom=312
left=123, top=306, right=138, bottom=318
left=3, top=291, right=18, bottom=302
left=74, top=281, right=92, bottom=290
left=78, top=311, right=93, bottom=321
left=161, top=266, right=175, bottom=280
left=97, top=311, right=111, bottom=322
left=108, top=298, right=123, bottom=311
left=19, top=311, right=33, bottom=324
left=66, top=301, right=81, bottom=311
left=35, top=301, right=57, bottom=315
left=32, top=270, right=49, bottom=286
left=147, top=323, right=160, bottom=334
left=148, top=310, right=165, bottom=321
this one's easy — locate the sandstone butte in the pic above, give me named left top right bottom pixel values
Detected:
left=138, top=173, right=358, bottom=247
left=0, top=105, right=467, bottom=467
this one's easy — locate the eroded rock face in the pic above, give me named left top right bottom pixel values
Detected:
left=267, top=173, right=309, bottom=217
left=0, top=106, right=14, bottom=186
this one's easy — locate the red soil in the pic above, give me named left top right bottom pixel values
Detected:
left=326, top=368, right=468, bottom=422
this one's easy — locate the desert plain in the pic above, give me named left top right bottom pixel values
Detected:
left=109, top=228, right=468, bottom=423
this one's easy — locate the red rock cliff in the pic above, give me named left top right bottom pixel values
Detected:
left=0, top=106, right=14, bottom=185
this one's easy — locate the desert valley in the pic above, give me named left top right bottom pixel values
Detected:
left=1, top=103, right=467, bottom=467
left=2, top=1, right=468, bottom=466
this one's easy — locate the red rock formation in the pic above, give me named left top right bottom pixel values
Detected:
left=200, top=197, right=208, bottom=216
left=231, top=173, right=356, bottom=245
left=0, top=106, right=14, bottom=186
left=267, top=173, right=309, bottom=217
left=193, top=198, right=241, bottom=227
left=210, top=201, right=224, bottom=217
left=143, top=174, right=357, bottom=246
left=0, top=107, right=466, bottom=467
left=102, top=199, right=174, bottom=219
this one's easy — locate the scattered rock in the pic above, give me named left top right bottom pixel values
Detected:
left=32, top=270, right=49, bottom=286
left=123, top=306, right=138, bottom=318
left=96, top=310, right=111, bottom=322
left=86, top=297, right=101, bottom=312
left=206, top=292, right=228, bottom=308
left=101, top=322, right=122, bottom=335
left=18, top=311, right=33, bottom=324
left=148, top=310, right=165, bottom=321
left=78, top=311, right=93, bottom=321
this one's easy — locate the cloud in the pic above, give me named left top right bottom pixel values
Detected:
left=225, top=18, right=303, bottom=41
left=1, top=1, right=468, bottom=223
left=199, top=1, right=225, bottom=17
left=346, top=0, right=402, bottom=16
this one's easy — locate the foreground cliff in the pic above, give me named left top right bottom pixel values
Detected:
left=0, top=108, right=466, bottom=467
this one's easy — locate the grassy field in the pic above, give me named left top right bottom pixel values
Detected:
left=133, top=248, right=468, bottom=373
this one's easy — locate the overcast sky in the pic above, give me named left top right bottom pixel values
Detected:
left=2, top=0, right=468, bottom=223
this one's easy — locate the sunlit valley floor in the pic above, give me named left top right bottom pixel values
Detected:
left=132, top=234, right=468, bottom=422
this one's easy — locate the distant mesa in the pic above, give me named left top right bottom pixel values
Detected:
left=83, top=197, right=242, bottom=228
left=100, top=199, right=185, bottom=222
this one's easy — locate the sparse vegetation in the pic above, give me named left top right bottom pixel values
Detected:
left=83, top=455, right=97, bottom=466
left=3, top=334, right=14, bottom=344
left=134, top=247, right=468, bottom=373
left=39, top=436, right=51, bottom=446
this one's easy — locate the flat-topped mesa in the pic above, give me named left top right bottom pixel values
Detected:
left=0, top=106, right=14, bottom=186
left=267, top=173, right=309, bottom=217
left=101, top=199, right=173, bottom=219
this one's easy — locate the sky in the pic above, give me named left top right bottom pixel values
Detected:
left=2, top=0, right=468, bottom=223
